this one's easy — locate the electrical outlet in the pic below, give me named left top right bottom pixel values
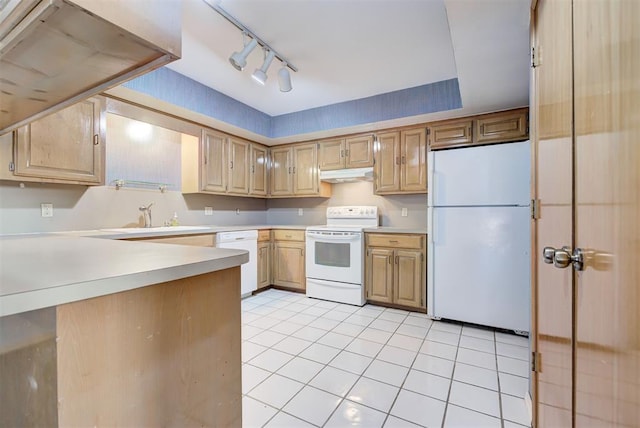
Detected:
left=298, top=208, right=303, bottom=216
left=401, top=207, right=408, bottom=217
left=204, top=206, right=213, bottom=216
left=235, top=208, right=240, bottom=215
left=41, top=203, right=53, bottom=217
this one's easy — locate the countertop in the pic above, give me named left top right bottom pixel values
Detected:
left=0, top=224, right=425, bottom=317
left=56, top=225, right=426, bottom=240
left=0, top=234, right=248, bottom=317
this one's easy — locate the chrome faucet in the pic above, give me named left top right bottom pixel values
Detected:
left=139, top=203, right=153, bottom=228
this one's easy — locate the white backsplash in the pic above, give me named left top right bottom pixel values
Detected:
left=0, top=181, right=426, bottom=234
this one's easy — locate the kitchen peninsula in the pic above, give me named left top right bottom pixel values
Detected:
left=0, top=234, right=247, bottom=426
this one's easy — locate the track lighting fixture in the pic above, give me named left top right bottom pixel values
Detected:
left=229, top=36, right=257, bottom=71
left=278, top=64, right=293, bottom=92
left=203, top=0, right=297, bottom=91
left=252, top=49, right=275, bottom=85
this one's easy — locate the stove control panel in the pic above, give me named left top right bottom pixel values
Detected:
left=326, top=206, right=378, bottom=219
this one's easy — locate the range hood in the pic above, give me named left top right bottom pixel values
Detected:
left=0, top=0, right=181, bottom=133
left=320, top=167, right=374, bottom=184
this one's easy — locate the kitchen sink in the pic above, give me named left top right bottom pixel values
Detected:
left=100, top=226, right=212, bottom=233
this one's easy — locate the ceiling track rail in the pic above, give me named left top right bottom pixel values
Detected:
left=201, top=0, right=298, bottom=72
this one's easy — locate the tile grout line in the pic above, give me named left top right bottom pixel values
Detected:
left=243, top=291, right=530, bottom=427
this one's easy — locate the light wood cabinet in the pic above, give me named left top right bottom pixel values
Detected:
left=227, top=137, right=250, bottom=195
left=365, top=233, right=426, bottom=311
left=186, top=129, right=266, bottom=197
left=293, top=144, right=318, bottom=195
left=318, top=135, right=374, bottom=170
left=367, top=248, right=394, bottom=303
left=373, top=131, right=401, bottom=193
left=11, top=97, right=105, bottom=185
left=201, top=129, right=227, bottom=193
left=428, top=108, right=529, bottom=150
left=318, top=138, right=344, bottom=170
left=374, top=128, right=426, bottom=195
left=250, top=144, right=268, bottom=196
left=257, top=229, right=271, bottom=290
left=272, top=229, right=305, bottom=291
left=270, top=144, right=330, bottom=198
left=427, top=119, right=473, bottom=150
left=127, top=234, right=216, bottom=246
left=400, top=128, right=427, bottom=192
left=475, top=108, right=528, bottom=144
left=269, top=146, right=293, bottom=196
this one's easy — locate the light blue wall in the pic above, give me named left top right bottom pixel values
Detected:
left=123, top=68, right=272, bottom=136
left=123, top=68, right=461, bottom=138
left=270, top=79, right=461, bottom=138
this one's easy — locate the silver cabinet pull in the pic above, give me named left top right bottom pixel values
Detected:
left=542, top=246, right=584, bottom=271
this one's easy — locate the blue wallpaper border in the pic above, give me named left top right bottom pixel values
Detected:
left=123, top=68, right=461, bottom=138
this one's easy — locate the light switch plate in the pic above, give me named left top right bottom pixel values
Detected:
left=401, top=208, right=408, bottom=217
left=204, top=207, right=213, bottom=216
left=298, top=208, right=303, bottom=216
left=41, top=203, right=53, bottom=217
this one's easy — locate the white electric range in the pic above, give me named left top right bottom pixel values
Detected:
left=305, top=206, right=379, bottom=306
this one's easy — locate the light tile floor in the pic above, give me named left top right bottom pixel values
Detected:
left=241, top=289, right=531, bottom=428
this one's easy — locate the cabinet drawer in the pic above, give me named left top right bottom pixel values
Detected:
left=131, top=234, right=215, bottom=246
left=428, top=120, right=473, bottom=150
left=273, top=229, right=305, bottom=242
left=475, top=109, right=528, bottom=144
left=258, top=229, right=271, bottom=242
left=367, top=234, right=423, bottom=249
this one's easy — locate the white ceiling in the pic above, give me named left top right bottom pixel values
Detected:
left=166, top=0, right=531, bottom=121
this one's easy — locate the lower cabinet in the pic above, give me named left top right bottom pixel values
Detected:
left=272, top=229, right=306, bottom=291
left=257, top=230, right=271, bottom=290
left=365, top=233, right=426, bottom=311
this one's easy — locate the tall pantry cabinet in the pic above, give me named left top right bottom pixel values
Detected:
left=531, top=1, right=639, bottom=427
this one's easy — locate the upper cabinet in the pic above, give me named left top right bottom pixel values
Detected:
left=2, top=97, right=106, bottom=185
left=227, top=137, right=250, bottom=195
left=374, top=127, right=427, bottom=195
left=250, top=144, right=268, bottom=196
left=318, top=135, right=374, bottom=170
left=201, top=129, right=228, bottom=193
left=270, top=143, right=331, bottom=198
left=183, top=128, right=267, bottom=198
left=428, top=108, right=529, bottom=150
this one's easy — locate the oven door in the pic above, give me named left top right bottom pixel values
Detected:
left=305, top=230, right=363, bottom=285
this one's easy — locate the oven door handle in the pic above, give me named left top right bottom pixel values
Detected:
left=306, top=232, right=361, bottom=241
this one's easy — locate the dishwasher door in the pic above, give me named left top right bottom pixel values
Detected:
left=216, top=230, right=258, bottom=296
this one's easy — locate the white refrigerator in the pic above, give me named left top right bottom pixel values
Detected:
left=427, top=141, right=531, bottom=333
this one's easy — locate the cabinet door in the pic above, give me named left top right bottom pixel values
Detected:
left=345, top=135, right=374, bottom=168
left=318, top=138, right=344, bottom=170
left=374, top=131, right=401, bottom=194
left=427, top=120, right=473, bottom=150
left=475, top=109, right=528, bottom=144
left=269, top=147, right=292, bottom=196
left=293, top=144, right=318, bottom=195
left=227, top=137, right=249, bottom=195
left=401, top=128, right=427, bottom=192
left=394, top=250, right=424, bottom=309
left=272, top=242, right=305, bottom=290
left=250, top=144, right=268, bottom=196
left=14, top=97, right=104, bottom=184
left=366, top=248, right=394, bottom=303
left=202, top=129, right=227, bottom=193
left=257, top=242, right=271, bottom=289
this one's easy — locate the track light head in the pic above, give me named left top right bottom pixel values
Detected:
left=229, top=37, right=258, bottom=71
left=252, top=50, right=275, bottom=85
left=278, top=64, right=293, bottom=92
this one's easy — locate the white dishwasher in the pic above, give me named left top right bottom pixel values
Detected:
left=216, top=230, right=258, bottom=297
